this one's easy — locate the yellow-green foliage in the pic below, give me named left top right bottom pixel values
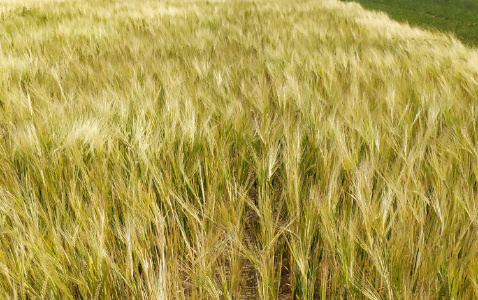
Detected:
left=1, top=0, right=478, bottom=298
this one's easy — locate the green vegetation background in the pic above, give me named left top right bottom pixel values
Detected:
left=343, top=0, right=478, bottom=47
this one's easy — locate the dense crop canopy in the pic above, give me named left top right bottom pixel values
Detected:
left=0, top=0, right=478, bottom=298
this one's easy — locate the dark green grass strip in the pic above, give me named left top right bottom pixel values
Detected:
left=343, top=0, right=478, bottom=47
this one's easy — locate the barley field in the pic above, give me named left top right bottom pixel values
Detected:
left=1, top=0, right=478, bottom=299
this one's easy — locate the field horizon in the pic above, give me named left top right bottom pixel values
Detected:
left=1, top=0, right=478, bottom=298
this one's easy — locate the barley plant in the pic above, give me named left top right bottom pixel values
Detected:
left=1, top=0, right=478, bottom=298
